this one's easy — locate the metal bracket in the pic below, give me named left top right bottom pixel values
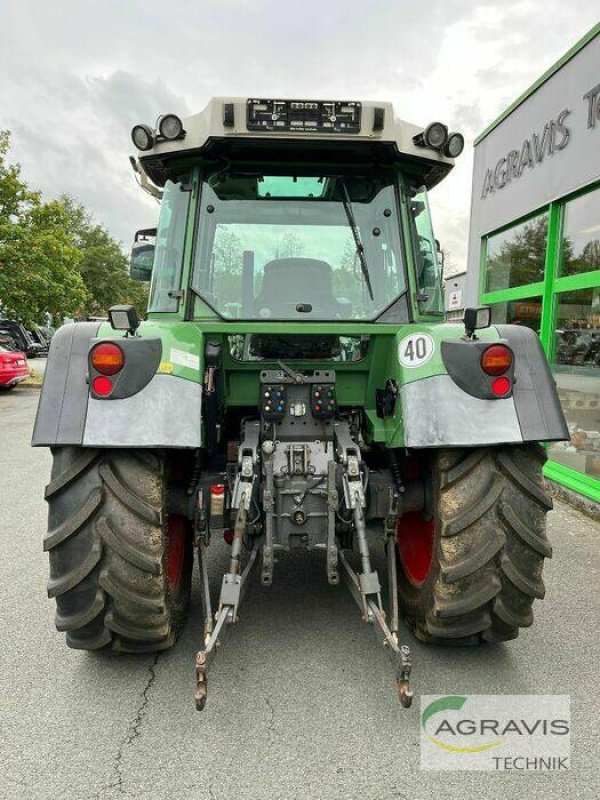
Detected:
left=288, top=443, right=310, bottom=476
left=334, top=421, right=361, bottom=465
left=343, top=464, right=365, bottom=511
left=386, top=532, right=400, bottom=639
left=338, top=548, right=413, bottom=708
left=218, top=573, right=243, bottom=619
left=197, top=541, right=213, bottom=641
left=359, top=570, right=381, bottom=595
left=231, top=421, right=260, bottom=511
left=194, top=543, right=260, bottom=711
left=335, top=447, right=412, bottom=708
left=326, top=460, right=339, bottom=585
left=262, top=455, right=275, bottom=586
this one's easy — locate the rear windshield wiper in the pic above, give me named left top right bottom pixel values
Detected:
left=340, top=180, right=374, bottom=301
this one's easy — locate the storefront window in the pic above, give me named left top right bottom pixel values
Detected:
left=490, top=297, right=542, bottom=334
left=484, top=211, right=548, bottom=293
left=559, top=187, right=600, bottom=277
left=548, top=287, right=600, bottom=479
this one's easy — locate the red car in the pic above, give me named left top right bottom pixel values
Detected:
left=0, top=341, right=30, bottom=389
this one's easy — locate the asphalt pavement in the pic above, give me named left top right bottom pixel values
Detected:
left=27, top=355, right=47, bottom=377
left=1, top=387, right=599, bottom=800
left=30, top=355, right=47, bottom=369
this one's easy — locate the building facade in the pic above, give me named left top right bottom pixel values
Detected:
left=465, top=24, right=600, bottom=502
left=444, top=271, right=466, bottom=322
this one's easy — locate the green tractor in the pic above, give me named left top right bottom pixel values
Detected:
left=33, top=99, right=568, bottom=710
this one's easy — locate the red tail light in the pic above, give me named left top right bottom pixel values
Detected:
left=491, top=376, right=512, bottom=397
left=481, top=344, right=513, bottom=376
left=92, top=375, right=114, bottom=396
left=90, top=342, right=124, bottom=376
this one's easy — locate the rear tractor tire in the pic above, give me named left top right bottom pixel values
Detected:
left=395, top=444, right=553, bottom=645
left=44, top=447, right=193, bottom=652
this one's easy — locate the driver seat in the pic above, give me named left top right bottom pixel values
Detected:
left=254, top=258, right=347, bottom=316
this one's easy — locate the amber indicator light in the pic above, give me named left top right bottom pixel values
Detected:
left=481, top=344, right=513, bottom=376
left=90, top=342, right=125, bottom=376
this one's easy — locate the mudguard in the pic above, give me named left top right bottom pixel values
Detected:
left=495, top=324, right=569, bottom=443
left=32, top=322, right=203, bottom=449
left=386, top=323, right=568, bottom=449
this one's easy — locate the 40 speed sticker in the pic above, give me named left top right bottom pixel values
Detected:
left=398, top=332, right=435, bottom=368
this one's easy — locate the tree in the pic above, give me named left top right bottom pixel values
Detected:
left=486, top=216, right=548, bottom=291
left=332, top=238, right=363, bottom=308
left=213, top=228, right=242, bottom=273
left=273, top=229, right=304, bottom=259
left=440, top=248, right=456, bottom=279
left=485, top=215, right=577, bottom=292
left=59, top=195, right=150, bottom=318
left=338, top=239, right=357, bottom=272
left=563, top=237, right=599, bottom=277
left=210, top=228, right=243, bottom=307
left=0, top=134, right=149, bottom=325
left=0, top=130, right=36, bottom=219
left=0, top=132, right=87, bottom=326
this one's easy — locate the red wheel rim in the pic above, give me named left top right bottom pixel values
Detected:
left=166, top=515, right=187, bottom=591
left=396, top=511, right=435, bottom=587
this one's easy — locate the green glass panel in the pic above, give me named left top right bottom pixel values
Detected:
left=257, top=176, right=327, bottom=198
left=192, top=172, right=406, bottom=321
left=408, top=187, right=444, bottom=316
left=484, top=212, right=548, bottom=293
left=148, top=179, right=190, bottom=312
left=559, top=186, right=600, bottom=277
left=548, top=287, right=600, bottom=480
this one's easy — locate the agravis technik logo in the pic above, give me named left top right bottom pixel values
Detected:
left=420, top=695, right=570, bottom=771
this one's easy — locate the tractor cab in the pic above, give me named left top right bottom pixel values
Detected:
left=130, top=99, right=454, bottom=327
left=188, top=170, right=441, bottom=322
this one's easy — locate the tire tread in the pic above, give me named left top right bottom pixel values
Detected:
left=44, top=447, right=191, bottom=653
left=398, top=444, right=552, bottom=645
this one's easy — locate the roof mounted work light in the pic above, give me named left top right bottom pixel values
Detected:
left=444, top=132, right=465, bottom=158
left=131, top=124, right=154, bottom=151
left=413, top=121, right=448, bottom=151
left=158, top=113, right=185, bottom=141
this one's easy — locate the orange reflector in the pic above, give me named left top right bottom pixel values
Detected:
left=491, top=376, right=512, bottom=397
left=90, top=342, right=124, bottom=376
left=481, top=344, right=513, bottom=376
left=92, top=375, right=113, bottom=396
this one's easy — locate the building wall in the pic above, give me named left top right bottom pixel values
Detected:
left=466, top=30, right=600, bottom=302
left=466, top=26, right=600, bottom=503
left=444, top=271, right=466, bottom=322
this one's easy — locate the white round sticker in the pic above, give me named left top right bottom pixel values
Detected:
left=398, top=333, right=435, bottom=368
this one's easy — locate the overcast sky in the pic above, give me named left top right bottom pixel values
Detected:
left=1, top=1, right=598, bottom=273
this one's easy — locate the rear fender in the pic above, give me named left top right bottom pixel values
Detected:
left=383, top=323, right=568, bottom=448
left=32, top=321, right=203, bottom=449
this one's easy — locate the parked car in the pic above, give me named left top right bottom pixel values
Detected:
left=0, top=321, right=47, bottom=358
left=556, top=328, right=600, bottom=367
left=0, top=340, right=30, bottom=389
left=27, top=326, right=51, bottom=357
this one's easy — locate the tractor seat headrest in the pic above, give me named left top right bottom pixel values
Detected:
left=259, top=258, right=334, bottom=300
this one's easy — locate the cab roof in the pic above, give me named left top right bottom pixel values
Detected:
left=133, top=97, right=459, bottom=190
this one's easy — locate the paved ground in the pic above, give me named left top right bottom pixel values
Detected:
left=27, top=355, right=47, bottom=377
left=1, top=387, right=599, bottom=800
